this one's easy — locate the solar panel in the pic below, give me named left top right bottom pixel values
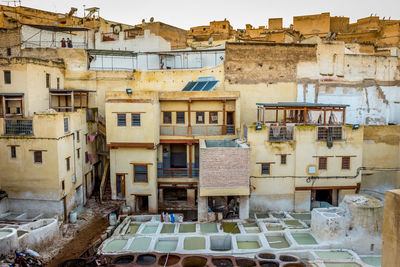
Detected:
left=202, top=81, right=218, bottom=91
left=182, top=81, right=196, bottom=91
left=181, top=79, right=219, bottom=91
left=191, top=81, right=208, bottom=91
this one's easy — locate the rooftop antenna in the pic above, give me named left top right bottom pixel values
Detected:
left=1, top=0, right=21, bottom=6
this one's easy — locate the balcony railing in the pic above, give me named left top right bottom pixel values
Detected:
left=317, top=126, right=342, bottom=141
left=4, top=119, right=33, bottom=136
left=269, top=126, right=294, bottom=142
left=160, top=125, right=188, bottom=136
left=158, top=168, right=199, bottom=178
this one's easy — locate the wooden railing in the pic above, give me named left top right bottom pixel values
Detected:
left=160, top=125, right=235, bottom=136
left=158, top=168, right=199, bottom=178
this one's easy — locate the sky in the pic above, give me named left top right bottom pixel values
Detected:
left=11, top=0, right=400, bottom=29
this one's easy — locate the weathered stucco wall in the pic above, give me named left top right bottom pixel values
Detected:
left=382, top=189, right=400, bottom=267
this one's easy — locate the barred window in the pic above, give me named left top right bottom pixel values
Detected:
left=261, top=163, right=270, bottom=175
left=10, top=146, right=16, bottom=158
left=134, top=165, right=148, bottom=183
left=4, top=70, right=11, bottom=84
left=132, top=113, right=141, bottom=126
left=163, top=112, right=171, bottom=124
left=269, top=126, right=293, bottom=141
left=209, top=111, right=218, bottom=124
left=66, top=157, right=70, bottom=171
left=318, top=157, right=327, bottom=170
left=318, top=126, right=342, bottom=141
left=342, top=157, right=350, bottom=170
left=176, top=112, right=185, bottom=124
left=46, top=73, right=50, bottom=88
left=117, top=114, right=126, bottom=126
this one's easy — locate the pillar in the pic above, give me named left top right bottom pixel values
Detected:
left=187, top=189, right=196, bottom=206
left=239, top=195, right=249, bottom=220
left=198, top=196, right=208, bottom=222
left=159, top=188, right=164, bottom=202
left=332, top=189, right=338, bottom=206
left=382, top=189, right=400, bottom=267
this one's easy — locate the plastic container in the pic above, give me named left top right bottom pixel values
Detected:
left=69, top=211, right=77, bottom=224
left=109, top=213, right=117, bottom=226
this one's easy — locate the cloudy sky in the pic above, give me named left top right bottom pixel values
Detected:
left=16, top=0, right=400, bottom=29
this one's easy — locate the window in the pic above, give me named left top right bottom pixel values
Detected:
left=318, top=127, right=342, bottom=141
left=76, top=131, right=80, bottom=142
left=66, top=157, right=70, bottom=171
left=342, top=157, right=350, bottom=170
left=196, top=112, right=205, bottom=124
left=85, top=133, right=88, bottom=145
left=134, top=165, right=148, bottom=183
left=117, top=114, right=126, bottom=126
left=209, top=112, right=218, bottom=124
left=6, top=48, right=11, bottom=56
left=132, top=113, right=141, bottom=126
left=16, top=107, right=20, bottom=114
left=281, top=155, right=287, bottom=165
left=269, top=126, right=294, bottom=141
left=318, top=157, right=327, bottom=170
left=61, top=180, right=65, bottom=190
left=163, top=112, right=171, bottom=124
left=4, top=70, right=11, bottom=84
left=64, top=117, right=69, bottom=132
left=85, top=151, right=89, bottom=163
left=77, top=148, right=80, bottom=159
left=176, top=112, right=185, bottom=124
left=34, top=151, right=42, bottom=163
left=46, top=73, right=50, bottom=88
left=57, top=77, right=60, bottom=89
left=223, top=25, right=226, bottom=29
left=261, top=163, right=270, bottom=175
left=10, top=146, right=16, bottom=158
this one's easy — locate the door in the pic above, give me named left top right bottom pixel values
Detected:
left=62, top=196, right=68, bottom=223
left=226, top=112, right=235, bottom=134
left=116, top=174, right=125, bottom=198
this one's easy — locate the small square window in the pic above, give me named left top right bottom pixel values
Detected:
left=342, top=157, right=350, bottom=170
left=132, top=113, right=141, bottom=126
left=76, top=131, right=80, bottom=142
left=46, top=73, right=50, bottom=88
left=196, top=112, right=205, bottom=124
left=4, top=70, right=11, bottom=84
left=209, top=111, right=218, bottom=124
left=281, top=155, right=286, bottom=165
left=6, top=48, right=11, bottom=56
left=318, top=157, right=327, bottom=170
left=134, top=165, right=148, bottom=183
left=176, top=112, right=185, bottom=124
left=34, top=151, right=42, bottom=163
left=163, top=112, right=171, bottom=124
left=117, top=114, right=126, bottom=126
left=77, top=148, right=80, bottom=159
left=66, top=157, right=70, bottom=171
left=261, top=163, right=270, bottom=175
left=85, top=151, right=89, bottom=163
left=64, top=117, right=69, bottom=132
left=10, top=146, right=16, bottom=158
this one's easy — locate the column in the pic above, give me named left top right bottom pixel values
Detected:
left=239, top=195, right=249, bottom=220
left=187, top=189, right=196, bottom=206
left=198, top=196, right=208, bottom=222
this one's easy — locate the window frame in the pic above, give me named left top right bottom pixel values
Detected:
left=163, top=111, right=172, bottom=124
left=133, top=164, right=149, bottom=183
left=341, top=157, right=351, bottom=170
left=10, top=146, right=16, bottom=158
left=318, top=157, right=327, bottom=170
left=85, top=151, right=89, bottom=163
left=196, top=111, right=205, bottom=124
left=280, top=154, right=287, bottom=165
left=131, top=113, right=141, bottom=126
left=76, top=131, right=80, bottom=142
left=209, top=111, right=218, bottom=124
left=4, top=70, right=11, bottom=84
left=46, top=73, right=51, bottom=88
left=176, top=112, right=185, bottom=124
left=117, top=113, right=126, bottom=127
left=34, top=151, right=42, bottom=164
left=261, top=163, right=270, bottom=175
left=64, top=117, right=69, bottom=132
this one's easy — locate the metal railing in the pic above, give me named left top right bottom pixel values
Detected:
left=317, top=126, right=342, bottom=141
left=269, top=126, right=294, bottom=141
left=22, top=41, right=88, bottom=49
left=4, top=119, right=33, bottom=135
left=192, top=125, right=223, bottom=136
left=158, top=168, right=199, bottom=178
left=160, top=125, right=188, bottom=136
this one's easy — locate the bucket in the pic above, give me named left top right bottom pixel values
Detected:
left=69, top=211, right=77, bottom=224
left=109, top=213, right=117, bottom=226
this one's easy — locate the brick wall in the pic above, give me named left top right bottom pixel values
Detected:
left=199, top=147, right=250, bottom=189
left=225, top=42, right=317, bottom=84
left=0, top=28, right=21, bottom=57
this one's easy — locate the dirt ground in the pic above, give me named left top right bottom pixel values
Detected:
left=41, top=198, right=121, bottom=266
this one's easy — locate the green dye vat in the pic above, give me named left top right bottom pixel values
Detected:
left=290, top=213, right=311, bottom=221
left=0, top=231, right=11, bottom=238
left=272, top=213, right=286, bottom=218
left=315, top=251, right=353, bottom=260
left=324, top=263, right=360, bottom=267
left=161, top=224, right=175, bottom=233
left=155, top=240, right=178, bottom=252
left=284, top=220, right=304, bottom=228
left=222, top=222, right=240, bottom=234
left=200, top=223, right=218, bottom=233
left=237, top=241, right=260, bottom=249
left=245, top=228, right=260, bottom=233
left=184, top=237, right=205, bottom=250
left=255, top=213, right=269, bottom=219
left=17, top=230, right=28, bottom=237
left=243, top=222, right=258, bottom=227
left=128, top=237, right=151, bottom=251
left=179, top=224, right=196, bottom=233
left=103, top=239, right=128, bottom=252
left=128, top=224, right=141, bottom=234
left=291, top=233, right=318, bottom=245
left=266, top=235, right=290, bottom=249
left=361, top=256, right=381, bottom=267
left=266, top=225, right=283, bottom=231
left=141, top=225, right=158, bottom=234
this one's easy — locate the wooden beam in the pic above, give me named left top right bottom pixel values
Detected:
left=296, top=185, right=357, bottom=191
left=107, top=142, right=155, bottom=149
left=106, top=99, right=153, bottom=103
left=188, top=144, right=192, bottom=178
left=160, top=139, right=199, bottom=144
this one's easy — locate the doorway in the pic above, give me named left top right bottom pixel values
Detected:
left=226, top=112, right=235, bottom=134
left=116, top=174, right=125, bottom=199
left=136, top=196, right=149, bottom=212
left=170, top=144, right=187, bottom=168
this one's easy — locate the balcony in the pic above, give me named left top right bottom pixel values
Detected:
left=269, top=126, right=294, bottom=142
left=158, top=168, right=199, bottom=178
left=4, top=119, right=33, bottom=136
left=160, top=125, right=235, bottom=136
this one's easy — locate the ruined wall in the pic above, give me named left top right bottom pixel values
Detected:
left=143, top=22, right=187, bottom=50
left=225, top=42, right=317, bottom=84
left=330, top=17, right=350, bottom=33
left=269, top=18, right=283, bottom=30
left=0, top=28, right=20, bottom=57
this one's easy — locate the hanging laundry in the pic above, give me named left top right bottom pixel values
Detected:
left=88, top=135, right=96, bottom=142
left=88, top=153, right=94, bottom=163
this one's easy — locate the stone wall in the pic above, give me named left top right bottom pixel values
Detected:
left=225, top=43, right=317, bottom=84
left=382, top=189, right=400, bottom=267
